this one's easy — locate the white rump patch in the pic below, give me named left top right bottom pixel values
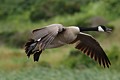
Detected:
left=98, top=26, right=104, bottom=32
left=37, top=38, right=41, bottom=41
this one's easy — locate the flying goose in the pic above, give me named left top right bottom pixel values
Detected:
left=25, top=24, right=112, bottom=68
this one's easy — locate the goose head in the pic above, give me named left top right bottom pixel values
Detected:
left=78, top=25, right=112, bottom=32
left=97, top=25, right=112, bottom=33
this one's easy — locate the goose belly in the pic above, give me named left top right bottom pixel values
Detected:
left=46, top=32, right=76, bottom=49
left=46, top=40, right=65, bottom=49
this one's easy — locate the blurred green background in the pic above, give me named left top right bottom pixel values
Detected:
left=0, top=0, right=120, bottom=80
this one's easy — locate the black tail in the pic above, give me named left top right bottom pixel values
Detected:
left=24, top=39, right=37, bottom=58
left=33, top=50, right=42, bottom=61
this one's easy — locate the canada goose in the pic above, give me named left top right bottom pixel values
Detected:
left=25, top=24, right=112, bottom=68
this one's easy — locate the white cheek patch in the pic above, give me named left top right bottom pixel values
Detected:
left=98, top=26, right=104, bottom=32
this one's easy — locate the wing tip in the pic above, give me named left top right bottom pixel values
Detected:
left=75, top=47, right=111, bottom=68
left=99, top=58, right=111, bottom=68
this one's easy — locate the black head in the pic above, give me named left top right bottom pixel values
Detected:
left=97, top=25, right=112, bottom=32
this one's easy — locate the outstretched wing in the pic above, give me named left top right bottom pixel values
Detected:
left=32, top=24, right=64, bottom=50
left=74, top=32, right=111, bottom=68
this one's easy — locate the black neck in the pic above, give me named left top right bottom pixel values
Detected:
left=79, top=27, right=98, bottom=32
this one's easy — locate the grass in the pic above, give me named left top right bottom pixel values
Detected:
left=0, top=45, right=73, bottom=70
left=0, top=67, right=120, bottom=80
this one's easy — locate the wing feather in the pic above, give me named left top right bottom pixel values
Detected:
left=74, top=32, right=111, bottom=68
left=31, top=24, right=64, bottom=50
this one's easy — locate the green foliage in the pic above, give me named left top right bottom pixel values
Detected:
left=100, top=0, right=120, bottom=19
left=107, top=46, right=120, bottom=69
left=0, top=0, right=120, bottom=21
left=38, top=61, right=51, bottom=68
left=0, top=0, right=100, bottom=21
left=30, top=0, right=81, bottom=22
left=0, top=0, right=34, bottom=20
left=0, top=67, right=120, bottom=80
left=63, top=50, right=96, bottom=69
left=0, top=31, right=30, bottom=48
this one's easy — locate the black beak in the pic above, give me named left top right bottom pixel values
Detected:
left=106, top=27, right=112, bottom=33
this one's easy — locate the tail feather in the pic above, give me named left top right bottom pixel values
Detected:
left=25, top=39, right=37, bottom=58
left=33, top=50, right=42, bottom=61
left=25, top=39, right=43, bottom=61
